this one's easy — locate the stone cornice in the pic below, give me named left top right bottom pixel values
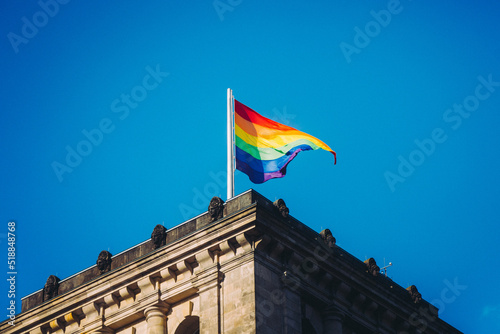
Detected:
left=1, top=193, right=263, bottom=333
left=0, top=190, right=462, bottom=334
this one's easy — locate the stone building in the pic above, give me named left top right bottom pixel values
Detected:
left=0, top=190, right=462, bottom=333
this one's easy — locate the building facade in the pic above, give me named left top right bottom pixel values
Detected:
left=1, top=190, right=462, bottom=333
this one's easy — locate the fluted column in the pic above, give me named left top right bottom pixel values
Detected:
left=145, top=306, right=169, bottom=334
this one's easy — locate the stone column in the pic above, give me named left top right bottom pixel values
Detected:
left=145, top=306, right=169, bottom=334
left=322, top=305, right=344, bottom=334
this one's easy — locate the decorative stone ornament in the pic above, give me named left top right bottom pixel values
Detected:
left=96, top=250, right=112, bottom=274
left=208, top=196, right=224, bottom=222
left=273, top=198, right=289, bottom=218
left=151, top=224, right=167, bottom=249
left=319, top=229, right=336, bottom=248
left=407, top=285, right=422, bottom=304
left=364, top=258, right=380, bottom=276
left=43, top=275, right=60, bottom=301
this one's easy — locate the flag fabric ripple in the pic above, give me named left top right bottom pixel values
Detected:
left=234, top=100, right=336, bottom=184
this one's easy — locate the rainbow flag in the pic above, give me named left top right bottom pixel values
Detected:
left=235, top=100, right=336, bottom=184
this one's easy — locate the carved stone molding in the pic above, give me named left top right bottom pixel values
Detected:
left=82, top=301, right=101, bottom=326
left=91, top=326, right=115, bottom=333
left=104, top=293, right=119, bottom=309
left=407, top=285, right=422, bottom=304
left=219, top=239, right=237, bottom=259
left=254, top=234, right=272, bottom=250
left=364, top=257, right=380, bottom=276
left=208, top=196, right=224, bottom=222
left=138, top=276, right=157, bottom=296
left=96, top=250, right=112, bottom=275
left=118, top=286, right=135, bottom=301
left=273, top=198, right=289, bottom=218
left=43, top=275, right=60, bottom=301
left=49, top=318, right=64, bottom=332
left=151, top=224, right=167, bottom=249
left=144, top=304, right=170, bottom=320
left=64, top=311, right=80, bottom=326
left=160, top=267, right=177, bottom=283
left=29, top=328, right=44, bottom=334
left=235, top=233, right=252, bottom=253
left=195, top=250, right=216, bottom=271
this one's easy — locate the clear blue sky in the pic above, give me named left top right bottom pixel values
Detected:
left=2, top=1, right=499, bottom=332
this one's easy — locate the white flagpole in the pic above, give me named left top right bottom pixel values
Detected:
left=227, top=88, right=234, bottom=200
